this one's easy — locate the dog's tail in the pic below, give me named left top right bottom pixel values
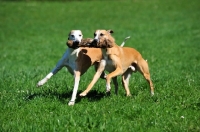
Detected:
left=120, top=36, right=131, bottom=47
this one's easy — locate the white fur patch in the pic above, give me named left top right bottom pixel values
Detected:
left=129, top=66, right=136, bottom=72
left=69, top=30, right=83, bottom=43
left=94, top=30, right=100, bottom=40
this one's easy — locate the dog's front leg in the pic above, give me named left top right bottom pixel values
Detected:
left=79, top=60, right=106, bottom=96
left=68, top=70, right=81, bottom=106
left=106, top=57, right=123, bottom=93
left=37, top=51, right=68, bottom=87
left=106, top=67, right=123, bottom=93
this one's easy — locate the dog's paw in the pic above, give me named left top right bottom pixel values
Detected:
left=37, top=81, right=43, bottom=87
left=37, top=78, right=47, bottom=87
left=106, top=84, right=111, bottom=92
left=79, top=92, right=87, bottom=97
left=126, top=94, right=132, bottom=97
left=68, top=101, right=75, bottom=106
left=37, top=83, right=41, bottom=87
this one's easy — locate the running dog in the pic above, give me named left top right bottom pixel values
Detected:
left=37, top=30, right=106, bottom=105
left=79, top=29, right=154, bottom=97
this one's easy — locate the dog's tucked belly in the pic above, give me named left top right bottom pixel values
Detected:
left=65, top=65, right=74, bottom=75
left=62, top=48, right=80, bottom=75
left=105, top=59, right=116, bottom=73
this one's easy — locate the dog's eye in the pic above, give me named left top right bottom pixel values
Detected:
left=71, top=35, right=75, bottom=38
left=79, top=34, right=82, bottom=37
left=100, top=33, right=104, bottom=36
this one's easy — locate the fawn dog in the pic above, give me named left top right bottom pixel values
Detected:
left=79, top=30, right=154, bottom=97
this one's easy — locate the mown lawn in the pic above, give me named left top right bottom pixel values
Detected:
left=0, top=0, right=200, bottom=131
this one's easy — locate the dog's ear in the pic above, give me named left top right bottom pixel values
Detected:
left=68, top=31, right=72, bottom=38
left=68, top=32, right=71, bottom=40
left=107, top=30, right=114, bottom=34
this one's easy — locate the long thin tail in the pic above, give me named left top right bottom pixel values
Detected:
left=120, top=36, right=131, bottom=47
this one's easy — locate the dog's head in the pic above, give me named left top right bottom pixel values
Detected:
left=67, top=30, right=83, bottom=48
left=68, top=30, right=83, bottom=43
left=90, top=30, right=115, bottom=48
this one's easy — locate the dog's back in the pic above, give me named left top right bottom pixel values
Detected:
left=105, top=44, right=142, bottom=72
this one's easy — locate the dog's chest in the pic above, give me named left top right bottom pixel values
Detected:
left=64, top=48, right=80, bottom=68
left=102, top=49, right=116, bottom=72
left=102, top=49, right=112, bottom=60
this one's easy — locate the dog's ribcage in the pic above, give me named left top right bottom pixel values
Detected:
left=59, top=48, right=80, bottom=75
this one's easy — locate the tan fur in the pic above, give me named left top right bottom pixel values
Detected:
left=80, top=30, right=154, bottom=96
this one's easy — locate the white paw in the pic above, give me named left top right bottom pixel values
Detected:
left=68, top=101, right=75, bottom=106
left=106, top=84, right=111, bottom=92
left=151, top=91, right=154, bottom=96
left=37, top=78, right=47, bottom=87
left=106, top=90, right=111, bottom=93
left=104, top=74, right=107, bottom=79
left=79, top=92, right=87, bottom=97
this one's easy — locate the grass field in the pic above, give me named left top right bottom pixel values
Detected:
left=0, top=0, right=200, bottom=131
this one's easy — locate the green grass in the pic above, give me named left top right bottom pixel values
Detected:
left=1, top=0, right=200, bottom=131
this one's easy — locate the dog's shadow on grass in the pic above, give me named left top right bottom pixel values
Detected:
left=25, top=89, right=106, bottom=104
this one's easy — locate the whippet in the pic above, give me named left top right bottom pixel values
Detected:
left=79, top=30, right=154, bottom=97
left=37, top=30, right=129, bottom=105
left=37, top=30, right=107, bottom=105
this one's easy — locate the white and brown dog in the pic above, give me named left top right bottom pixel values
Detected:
left=37, top=30, right=129, bottom=105
left=79, top=29, right=154, bottom=97
left=37, top=30, right=106, bottom=105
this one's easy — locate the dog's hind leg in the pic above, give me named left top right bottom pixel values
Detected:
left=37, top=50, right=70, bottom=87
left=68, top=70, right=81, bottom=106
left=37, top=72, right=53, bottom=87
left=112, top=77, right=118, bottom=95
left=137, top=59, right=154, bottom=96
left=122, top=68, right=133, bottom=96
